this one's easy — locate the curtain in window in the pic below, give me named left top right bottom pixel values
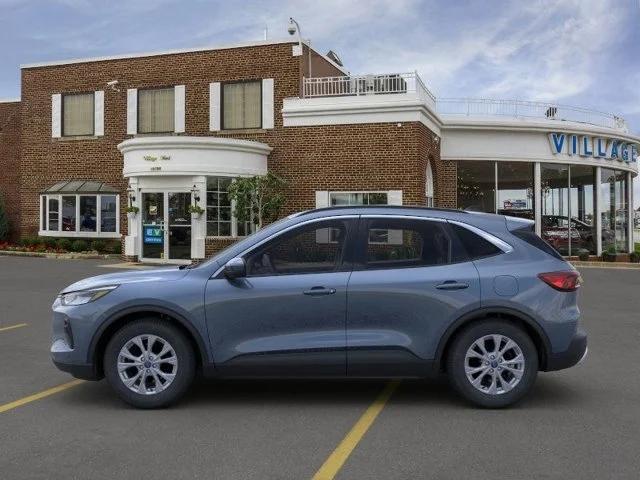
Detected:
left=63, top=93, right=94, bottom=136
left=138, top=88, right=175, bottom=133
left=223, top=82, right=261, bottom=129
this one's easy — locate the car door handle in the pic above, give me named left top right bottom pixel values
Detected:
left=435, top=281, right=469, bottom=290
left=303, top=286, right=337, bottom=296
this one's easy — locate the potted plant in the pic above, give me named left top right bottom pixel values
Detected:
left=188, top=204, right=205, bottom=219
left=602, top=245, right=617, bottom=262
left=576, top=248, right=590, bottom=261
left=126, top=206, right=139, bottom=220
left=630, top=247, right=640, bottom=263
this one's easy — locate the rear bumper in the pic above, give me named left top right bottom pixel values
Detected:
left=544, top=327, right=587, bottom=371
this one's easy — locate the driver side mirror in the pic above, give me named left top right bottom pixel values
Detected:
left=223, top=257, right=246, bottom=279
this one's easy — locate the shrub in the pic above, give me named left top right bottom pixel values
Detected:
left=602, top=245, right=617, bottom=262
left=110, top=242, right=122, bottom=255
left=630, top=252, right=640, bottom=263
left=56, top=238, right=72, bottom=251
left=70, top=239, right=88, bottom=252
left=0, top=193, right=8, bottom=241
left=90, top=240, right=107, bottom=253
left=576, top=249, right=590, bottom=261
left=20, top=236, right=39, bottom=247
left=40, top=237, right=58, bottom=249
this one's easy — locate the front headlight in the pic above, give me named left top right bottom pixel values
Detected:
left=58, top=285, right=119, bottom=306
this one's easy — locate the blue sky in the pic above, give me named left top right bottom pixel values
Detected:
left=1, top=0, right=638, bottom=129
left=1, top=0, right=639, bottom=203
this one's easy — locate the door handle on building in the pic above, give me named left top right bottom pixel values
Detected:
left=435, top=281, right=469, bottom=290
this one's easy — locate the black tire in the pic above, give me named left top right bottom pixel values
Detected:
left=446, top=319, right=538, bottom=408
left=104, top=318, right=196, bottom=409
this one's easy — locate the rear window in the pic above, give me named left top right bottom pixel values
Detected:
left=450, top=224, right=502, bottom=260
left=512, top=226, right=564, bottom=260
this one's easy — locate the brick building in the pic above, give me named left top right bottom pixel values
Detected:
left=0, top=38, right=638, bottom=262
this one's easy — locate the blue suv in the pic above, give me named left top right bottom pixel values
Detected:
left=51, top=207, right=587, bottom=408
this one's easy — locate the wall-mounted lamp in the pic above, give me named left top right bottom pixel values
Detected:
left=127, top=186, right=136, bottom=203
left=191, top=185, right=201, bottom=203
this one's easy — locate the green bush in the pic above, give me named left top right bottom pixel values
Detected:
left=56, top=238, right=72, bottom=251
left=20, top=236, right=39, bottom=247
left=40, top=237, right=58, bottom=249
left=630, top=252, right=640, bottom=263
left=109, top=242, right=122, bottom=254
left=70, top=239, right=88, bottom=252
left=90, top=240, right=107, bottom=253
left=576, top=249, right=590, bottom=261
left=0, top=193, right=8, bottom=241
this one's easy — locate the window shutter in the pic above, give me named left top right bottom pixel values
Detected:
left=209, top=82, right=221, bottom=131
left=51, top=94, right=62, bottom=138
left=387, top=190, right=403, bottom=205
left=315, top=191, right=329, bottom=208
left=94, top=90, right=104, bottom=136
left=262, top=78, right=274, bottom=129
left=174, top=85, right=185, bottom=133
left=126, top=88, right=137, bottom=134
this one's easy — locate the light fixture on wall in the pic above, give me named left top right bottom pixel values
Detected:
left=127, top=186, right=136, bottom=203
left=191, top=185, right=201, bottom=203
left=288, top=17, right=312, bottom=79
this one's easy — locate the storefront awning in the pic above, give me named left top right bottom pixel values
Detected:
left=41, top=180, right=120, bottom=194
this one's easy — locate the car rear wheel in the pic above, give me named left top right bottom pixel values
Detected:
left=446, top=319, right=538, bottom=408
left=104, top=318, right=195, bottom=409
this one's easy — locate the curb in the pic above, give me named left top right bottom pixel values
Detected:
left=0, top=250, right=120, bottom=260
left=570, top=261, right=640, bottom=269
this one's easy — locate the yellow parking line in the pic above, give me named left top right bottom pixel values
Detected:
left=312, top=380, right=400, bottom=480
left=0, top=323, right=28, bottom=333
left=0, top=379, right=85, bottom=414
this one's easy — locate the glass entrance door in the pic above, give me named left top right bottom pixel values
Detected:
left=168, top=192, right=191, bottom=260
left=141, top=192, right=192, bottom=262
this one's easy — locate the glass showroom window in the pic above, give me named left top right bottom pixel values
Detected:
left=570, top=165, right=597, bottom=255
left=222, top=81, right=261, bottom=130
left=541, top=164, right=570, bottom=256
left=62, top=93, right=94, bottom=136
left=497, top=163, right=534, bottom=221
left=205, top=177, right=252, bottom=237
left=601, top=168, right=629, bottom=253
left=457, top=161, right=496, bottom=213
left=40, top=194, right=119, bottom=237
left=138, top=87, right=174, bottom=133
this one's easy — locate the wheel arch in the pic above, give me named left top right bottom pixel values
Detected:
left=88, top=305, right=211, bottom=379
left=435, top=307, right=551, bottom=372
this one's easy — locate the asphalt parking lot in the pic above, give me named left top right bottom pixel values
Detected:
left=0, top=256, right=639, bottom=480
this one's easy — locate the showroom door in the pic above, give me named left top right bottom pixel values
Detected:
left=141, top=192, right=192, bottom=262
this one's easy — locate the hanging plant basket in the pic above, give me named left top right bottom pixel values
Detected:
left=188, top=205, right=205, bottom=219
left=126, top=206, right=139, bottom=219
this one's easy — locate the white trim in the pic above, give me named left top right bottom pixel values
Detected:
left=94, top=90, right=104, bottom=136
left=315, top=191, right=329, bottom=208
left=262, top=78, right=275, bottom=129
left=51, top=94, right=61, bottom=138
left=0, top=98, right=20, bottom=103
left=126, top=88, right=137, bottom=135
left=388, top=190, right=403, bottom=205
left=20, top=38, right=335, bottom=68
left=174, top=85, right=185, bottom=133
left=534, top=162, right=542, bottom=236
left=209, top=82, right=221, bottom=131
left=628, top=171, right=633, bottom=254
left=40, top=193, right=120, bottom=237
left=38, top=230, right=121, bottom=239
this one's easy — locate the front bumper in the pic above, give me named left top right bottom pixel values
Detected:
left=544, top=327, right=588, bottom=371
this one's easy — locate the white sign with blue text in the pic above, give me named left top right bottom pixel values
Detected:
left=548, top=133, right=638, bottom=163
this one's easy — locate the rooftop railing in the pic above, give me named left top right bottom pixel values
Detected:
left=436, top=98, right=629, bottom=132
left=301, top=73, right=628, bottom=132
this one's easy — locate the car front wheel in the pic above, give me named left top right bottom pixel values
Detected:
left=104, top=318, right=195, bottom=409
left=446, top=320, right=538, bottom=408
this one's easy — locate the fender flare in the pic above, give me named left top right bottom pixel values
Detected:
left=433, top=306, right=552, bottom=370
left=87, top=305, right=211, bottom=368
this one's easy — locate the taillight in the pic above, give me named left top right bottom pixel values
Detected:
left=538, top=271, right=582, bottom=292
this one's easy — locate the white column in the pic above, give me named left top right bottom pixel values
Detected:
left=191, top=176, right=207, bottom=259
left=125, top=177, right=139, bottom=258
left=595, top=166, right=602, bottom=256
left=628, top=171, right=633, bottom=253
left=534, top=162, right=541, bottom=236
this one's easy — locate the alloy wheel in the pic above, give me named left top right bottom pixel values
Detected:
left=117, top=334, right=178, bottom=395
left=464, top=334, right=525, bottom=395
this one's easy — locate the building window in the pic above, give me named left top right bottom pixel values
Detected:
left=426, top=161, right=434, bottom=207
left=62, top=93, right=94, bottom=136
left=40, top=194, right=119, bottom=237
left=497, top=162, right=534, bottom=220
left=329, top=191, right=388, bottom=206
left=601, top=168, right=628, bottom=253
left=206, top=177, right=253, bottom=237
left=138, top=87, right=174, bottom=133
left=222, top=81, right=261, bottom=130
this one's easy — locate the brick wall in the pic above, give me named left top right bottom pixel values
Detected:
left=0, top=101, right=21, bottom=240
left=16, top=41, right=443, bottom=259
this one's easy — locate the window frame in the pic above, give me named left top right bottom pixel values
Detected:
left=205, top=176, right=254, bottom=239
left=242, top=217, right=358, bottom=278
left=328, top=191, right=389, bottom=207
left=221, top=79, right=263, bottom=131
left=137, top=86, right=175, bottom=134
left=61, top=92, right=95, bottom=137
left=39, top=193, right=120, bottom=238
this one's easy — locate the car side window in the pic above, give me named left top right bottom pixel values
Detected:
left=449, top=224, right=501, bottom=260
left=245, top=219, right=351, bottom=276
left=361, top=218, right=454, bottom=270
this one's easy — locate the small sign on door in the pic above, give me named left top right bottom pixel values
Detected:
left=144, top=226, right=163, bottom=244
